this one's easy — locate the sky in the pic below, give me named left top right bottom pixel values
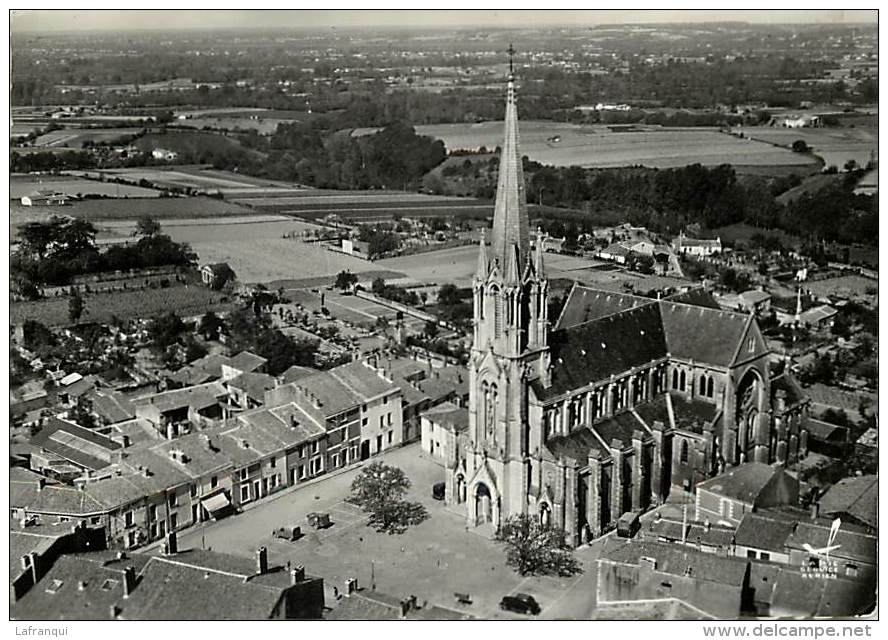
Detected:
left=10, top=9, right=879, bottom=33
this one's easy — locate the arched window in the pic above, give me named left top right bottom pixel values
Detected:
left=680, top=370, right=686, bottom=391
left=672, top=370, right=679, bottom=390
left=540, top=503, right=551, bottom=528
left=478, top=287, right=485, bottom=320
left=707, top=377, right=714, bottom=398
left=680, top=440, right=689, bottom=465
left=494, top=292, right=503, bottom=336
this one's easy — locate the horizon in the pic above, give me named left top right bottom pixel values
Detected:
left=10, top=9, right=878, bottom=34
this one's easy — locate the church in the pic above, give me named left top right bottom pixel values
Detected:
left=442, top=62, right=811, bottom=546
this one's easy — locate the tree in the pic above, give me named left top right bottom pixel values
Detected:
left=495, top=513, right=582, bottom=577
left=347, top=461, right=429, bottom=535
left=371, top=277, right=387, bottom=295
left=199, top=311, right=225, bottom=341
left=68, top=290, right=85, bottom=325
left=424, top=320, right=439, bottom=339
left=134, top=216, right=161, bottom=238
left=791, top=139, right=809, bottom=153
left=437, top=283, right=461, bottom=307
left=335, top=270, right=358, bottom=291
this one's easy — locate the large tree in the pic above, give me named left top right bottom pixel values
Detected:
left=347, top=461, right=429, bottom=535
left=495, top=513, right=582, bottom=577
left=68, top=290, right=85, bottom=325
left=335, top=270, right=358, bottom=291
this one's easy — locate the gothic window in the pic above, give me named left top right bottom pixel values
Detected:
left=494, top=291, right=503, bottom=336
left=707, top=377, right=714, bottom=398
left=679, top=370, right=686, bottom=392
left=672, top=370, right=679, bottom=390
left=480, top=382, right=489, bottom=437
left=486, top=384, right=498, bottom=437
left=680, top=440, right=689, bottom=465
left=699, top=375, right=707, bottom=396
left=478, top=288, right=485, bottom=320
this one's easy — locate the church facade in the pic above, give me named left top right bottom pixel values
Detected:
left=442, top=68, right=811, bottom=546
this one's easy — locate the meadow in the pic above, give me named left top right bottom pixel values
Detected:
left=413, top=121, right=818, bottom=170
left=10, top=175, right=162, bottom=199
left=31, top=127, right=143, bottom=148
left=739, top=125, right=877, bottom=170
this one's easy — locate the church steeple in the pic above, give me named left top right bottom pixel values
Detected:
left=490, top=43, right=530, bottom=272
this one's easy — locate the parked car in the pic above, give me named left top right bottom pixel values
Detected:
left=272, top=525, right=302, bottom=541
left=499, top=593, right=541, bottom=615
left=306, top=512, right=332, bottom=529
left=617, top=510, right=641, bottom=538
left=432, top=482, right=446, bottom=501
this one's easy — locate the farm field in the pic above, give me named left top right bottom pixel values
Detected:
left=739, top=126, right=877, bottom=170
left=93, top=166, right=305, bottom=193
left=9, top=284, right=236, bottom=327
left=805, top=275, right=878, bottom=302
left=132, top=130, right=267, bottom=163
left=10, top=175, right=162, bottom=199
left=377, top=243, right=615, bottom=288
left=10, top=197, right=256, bottom=238
left=412, top=121, right=818, bottom=170
left=31, top=127, right=142, bottom=148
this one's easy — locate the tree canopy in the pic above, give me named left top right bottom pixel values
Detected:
left=347, top=461, right=429, bottom=535
left=495, top=513, right=582, bottom=577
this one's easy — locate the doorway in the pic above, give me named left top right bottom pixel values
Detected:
left=360, top=440, right=370, bottom=461
left=475, top=483, right=492, bottom=524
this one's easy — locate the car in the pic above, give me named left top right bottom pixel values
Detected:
left=499, top=593, right=540, bottom=615
left=272, top=525, right=302, bottom=541
left=432, top=482, right=446, bottom=501
left=306, top=512, right=332, bottom=529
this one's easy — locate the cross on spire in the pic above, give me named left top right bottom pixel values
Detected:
left=508, top=43, right=515, bottom=77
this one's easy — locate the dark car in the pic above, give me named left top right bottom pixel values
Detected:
left=432, top=482, right=446, bottom=501
left=499, top=593, right=540, bottom=615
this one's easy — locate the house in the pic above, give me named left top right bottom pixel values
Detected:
left=132, top=381, right=230, bottom=437
left=200, top=262, right=235, bottom=289
left=597, top=241, right=631, bottom=264
left=673, top=232, right=722, bottom=257
left=10, top=542, right=324, bottom=620
left=151, top=148, right=179, bottom=161
left=597, top=538, right=752, bottom=618
left=798, top=304, right=837, bottom=329
left=87, top=389, right=136, bottom=426
left=326, top=589, right=470, bottom=620
left=265, top=359, right=403, bottom=470
left=55, top=373, right=98, bottom=408
left=279, top=365, right=319, bottom=385
left=21, top=190, right=69, bottom=206
left=803, top=416, right=850, bottom=457
left=221, top=350, right=268, bottom=381
left=733, top=511, right=796, bottom=563
left=420, top=402, right=469, bottom=465
left=695, top=463, right=799, bottom=526
left=738, top=289, right=772, bottom=315
left=225, top=372, right=277, bottom=410
left=638, top=516, right=736, bottom=556
left=816, top=475, right=877, bottom=532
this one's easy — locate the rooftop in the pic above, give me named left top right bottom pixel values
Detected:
left=696, top=462, right=791, bottom=504
left=817, top=475, right=877, bottom=529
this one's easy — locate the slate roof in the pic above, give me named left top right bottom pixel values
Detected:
left=664, top=287, right=722, bottom=310
left=545, top=427, right=604, bottom=463
left=734, top=512, right=796, bottom=552
left=280, top=365, right=319, bottom=385
left=600, top=539, right=749, bottom=587
left=594, top=411, right=648, bottom=447
left=555, top=285, right=653, bottom=331
left=133, top=381, right=227, bottom=414
left=770, top=373, right=806, bottom=411
left=11, top=472, right=111, bottom=516
left=784, top=521, right=876, bottom=564
left=659, top=301, right=749, bottom=367
left=542, top=303, right=667, bottom=398
left=169, top=353, right=231, bottom=386
left=642, top=517, right=736, bottom=549
left=740, top=289, right=771, bottom=305
left=770, top=568, right=875, bottom=617
left=817, top=476, right=877, bottom=529
left=696, top=463, right=786, bottom=504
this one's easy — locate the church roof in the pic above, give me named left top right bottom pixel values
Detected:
left=594, top=411, right=649, bottom=447
left=540, top=303, right=667, bottom=399
left=659, top=301, right=749, bottom=367
left=555, top=285, right=652, bottom=331
left=545, top=427, right=603, bottom=463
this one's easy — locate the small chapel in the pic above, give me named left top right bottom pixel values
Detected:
left=442, top=51, right=811, bottom=546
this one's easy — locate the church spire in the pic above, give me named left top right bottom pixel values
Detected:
left=490, top=44, right=530, bottom=272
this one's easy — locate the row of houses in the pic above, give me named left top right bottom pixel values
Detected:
left=13, top=352, right=468, bottom=550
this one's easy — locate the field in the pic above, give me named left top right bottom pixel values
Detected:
left=805, top=275, right=878, bottom=302
left=412, top=121, right=818, bottom=170
left=132, top=131, right=267, bottom=162
left=739, top=126, right=877, bottom=170
left=93, top=166, right=306, bottom=194
left=10, top=175, right=163, bottom=199
left=9, top=284, right=236, bottom=327
left=31, top=127, right=143, bottom=148
left=9, top=197, right=256, bottom=239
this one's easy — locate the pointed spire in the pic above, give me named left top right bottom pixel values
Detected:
left=533, top=226, right=545, bottom=277
left=490, top=45, right=530, bottom=274
left=475, top=227, right=489, bottom=279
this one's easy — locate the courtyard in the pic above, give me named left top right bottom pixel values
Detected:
left=172, top=442, right=605, bottom=619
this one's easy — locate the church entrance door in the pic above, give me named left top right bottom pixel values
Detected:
left=475, top=483, right=492, bottom=524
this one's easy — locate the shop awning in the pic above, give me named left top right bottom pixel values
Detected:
left=202, top=492, right=231, bottom=517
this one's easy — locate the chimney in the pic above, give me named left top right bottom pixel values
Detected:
left=123, top=566, right=136, bottom=597
left=290, top=565, right=305, bottom=584
left=290, top=414, right=299, bottom=429
left=256, top=546, right=268, bottom=575
left=165, top=531, right=178, bottom=555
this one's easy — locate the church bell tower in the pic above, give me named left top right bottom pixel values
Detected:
left=459, top=45, right=550, bottom=529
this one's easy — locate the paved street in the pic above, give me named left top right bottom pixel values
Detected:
left=172, top=442, right=627, bottom=619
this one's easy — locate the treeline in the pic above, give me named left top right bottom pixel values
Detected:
left=12, top=216, right=197, bottom=297
left=519, top=161, right=876, bottom=246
